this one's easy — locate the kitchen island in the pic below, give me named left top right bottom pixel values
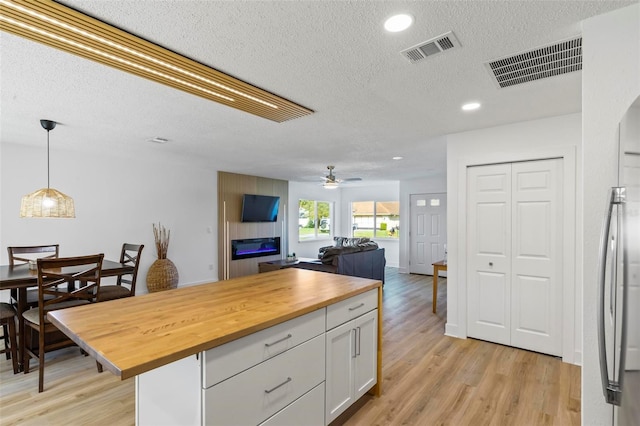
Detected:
left=48, top=268, right=382, bottom=425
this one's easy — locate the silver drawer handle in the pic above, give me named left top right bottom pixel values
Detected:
left=265, top=334, right=292, bottom=347
left=265, top=377, right=292, bottom=394
left=348, top=303, right=365, bottom=311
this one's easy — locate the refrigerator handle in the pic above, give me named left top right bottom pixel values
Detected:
left=597, top=187, right=625, bottom=406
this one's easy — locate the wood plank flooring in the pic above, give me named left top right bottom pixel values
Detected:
left=0, top=268, right=580, bottom=425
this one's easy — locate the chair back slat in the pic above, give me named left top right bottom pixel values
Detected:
left=8, top=245, right=59, bottom=266
left=37, top=255, right=104, bottom=325
left=116, top=244, right=144, bottom=292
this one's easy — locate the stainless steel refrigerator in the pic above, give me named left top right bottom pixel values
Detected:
left=598, top=96, right=640, bottom=425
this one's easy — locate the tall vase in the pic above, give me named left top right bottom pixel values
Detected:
left=146, top=258, right=179, bottom=293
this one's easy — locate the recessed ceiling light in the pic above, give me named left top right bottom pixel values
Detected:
left=462, top=102, right=481, bottom=111
left=392, top=156, right=403, bottom=160
left=384, top=14, right=414, bottom=33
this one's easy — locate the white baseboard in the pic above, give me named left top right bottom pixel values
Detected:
left=445, top=322, right=463, bottom=338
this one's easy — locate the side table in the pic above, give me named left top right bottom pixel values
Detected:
left=431, top=260, right=448, bottom=314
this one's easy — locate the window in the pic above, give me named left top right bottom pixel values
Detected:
left=298, top=200, right=333, bottom=241
left=351, top=201, right=400, bottom=239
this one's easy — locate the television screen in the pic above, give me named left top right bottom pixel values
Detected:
left=241, top=194, right=280, bottom=222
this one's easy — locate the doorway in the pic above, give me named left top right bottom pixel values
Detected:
left=409, top=193, right=447, bottom=275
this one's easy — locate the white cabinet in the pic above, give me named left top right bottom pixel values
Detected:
left=325, top=290, right=378, bottom=424
left=204, top=334, right=325, bottom=426
left=203, top=309, right=325, bottom=387
left=136, top=355, right=202, bottom=426
left=136, top=289, right=380, bottom=426
left=259, top=383, right=325, bottom=426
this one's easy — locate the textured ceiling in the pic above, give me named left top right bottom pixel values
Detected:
left=0, top=0, right=635, bottom=185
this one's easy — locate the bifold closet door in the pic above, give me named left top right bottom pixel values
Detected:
left=467, top=164, right=512, bottom=346
left=467, top=159, right=562, bottom=356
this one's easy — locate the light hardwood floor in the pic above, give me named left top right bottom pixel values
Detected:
left=0, top=268, right=580, bottom=425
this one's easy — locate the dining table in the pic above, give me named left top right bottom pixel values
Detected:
left=0, top=259, right=135, bottom=372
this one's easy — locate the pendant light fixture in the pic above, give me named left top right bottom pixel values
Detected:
left=19, top=120, right=75, bottom=218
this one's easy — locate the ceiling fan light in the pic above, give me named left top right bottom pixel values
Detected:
left=20, top=188, right=76, bottom=218
left=323, top=181, right=339, bottom=189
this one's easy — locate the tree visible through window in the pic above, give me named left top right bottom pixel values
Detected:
left=298, top=200, right=332, bottom=241
left=351, top=201, right=400, bottom=239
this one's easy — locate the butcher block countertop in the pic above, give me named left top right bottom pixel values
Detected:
left=48, top=268, right=382, bottom=380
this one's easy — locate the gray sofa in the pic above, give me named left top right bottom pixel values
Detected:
left=294, top=237, right=386, bottom=283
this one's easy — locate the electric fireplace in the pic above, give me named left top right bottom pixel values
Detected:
left=231, top=237, right=281, bottom=260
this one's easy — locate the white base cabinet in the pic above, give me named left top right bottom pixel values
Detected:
left=325, top=309, right=378, bottom=424
left=136, top=289, right=379, bottom=426
left=204, top=334, right=325, bottom=426
left=136, top=355, right=202, bottom=426
left=259, top=383, right=325, bottom=426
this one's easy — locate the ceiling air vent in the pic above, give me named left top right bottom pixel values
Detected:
left=485, top=36, right=582, bottom=88
left=401, top=31, right=461, bottom=64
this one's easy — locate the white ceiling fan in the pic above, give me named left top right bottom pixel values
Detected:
left=323, top=165, right=362, bottom=189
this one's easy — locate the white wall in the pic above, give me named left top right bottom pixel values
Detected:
left=446, top=113, right=581, bottom=364
left=398, top=175, right=447, bottom=273
left=582, top=4, right=640, bottom=424
left=0, top=142, right=219, bottom=292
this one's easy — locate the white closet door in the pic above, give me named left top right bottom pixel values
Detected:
left=510, top=159, right=562, bottom=356
left=467, top=164, right=512, bottom=346
left=467, top=159, right=562, bottom=356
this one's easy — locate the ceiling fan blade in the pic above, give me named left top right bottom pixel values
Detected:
left=343, top=177, right=362, bottom=182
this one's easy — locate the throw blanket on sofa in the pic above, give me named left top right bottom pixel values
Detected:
left=319, top=237, right=379, bottom=265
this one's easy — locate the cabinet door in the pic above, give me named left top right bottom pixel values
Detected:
left=354, top=309, right=377, bottom=400
left=325, top=321, right=355, bottom=424
left=136, top=355, right=202, bottom=426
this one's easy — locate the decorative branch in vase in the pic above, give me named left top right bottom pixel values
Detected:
left=146, top=222, right=179, bottom=292
left=153, top=222, right=170, bottom=259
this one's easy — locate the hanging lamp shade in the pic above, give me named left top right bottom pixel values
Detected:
left=20, top=120, right=75, bottom=218
left=20, top=188, right=75, bottom=218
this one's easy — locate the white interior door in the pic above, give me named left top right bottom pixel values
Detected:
left=467, top=164, right=512, bottom=346
left=510, top=159, right=562, bottom=356
left=410, top=193, right=447, bottom=275
left=467, top=159, right=562, bottom=356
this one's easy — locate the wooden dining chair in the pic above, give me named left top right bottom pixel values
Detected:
left=0, top=303, right=19, bottom=374
left=7, top=245, right=60, bottom=308
left=22, top=254, right=104, bottom=393
left=97, top=243, right=144, bottom=302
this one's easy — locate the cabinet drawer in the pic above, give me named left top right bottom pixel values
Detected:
left=203, top=334, right=325, bottom=426
left=203, top=308, right=325, bottom=387
left=326, top=289, right=378, bottom=330
left=259, top=382, right=325, bottom=426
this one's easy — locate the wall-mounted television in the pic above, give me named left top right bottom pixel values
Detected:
left=241, top=194, right=280, bottom=222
